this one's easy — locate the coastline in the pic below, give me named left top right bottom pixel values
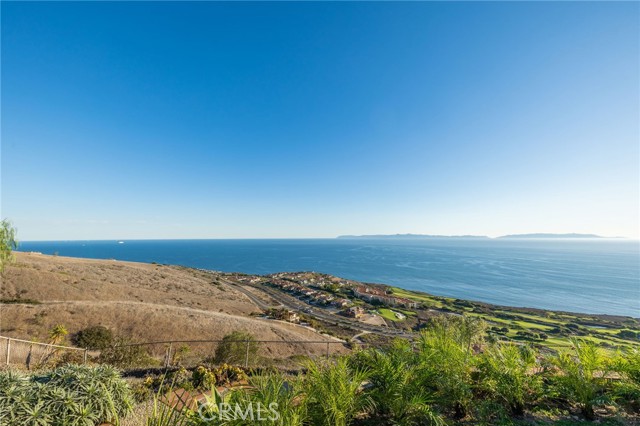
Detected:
left=5, top=252, right=639, bottom=353
left=17, top=249, right=638, bottom=320
left=14, top=237, right=640, bottom=317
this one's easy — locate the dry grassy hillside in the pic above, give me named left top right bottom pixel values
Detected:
left=0, top=252, right=341, bottom=358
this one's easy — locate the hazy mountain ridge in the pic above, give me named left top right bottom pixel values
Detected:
left=337, top=233, right=605, bottom=239
left=498, top=233, right=604, bottom=239
left=336, top=234, right=490, bottom=239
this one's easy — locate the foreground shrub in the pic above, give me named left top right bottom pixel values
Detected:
left=552, top=339, right=611, bottom=420
left=212, top=363, right=248, bottom=386
left=611, top=348, right=640, bottom=411
left=227, top=374, right=307, bottom=426
left=355, top=340, right=443, bottom=425
left=192, top=365, right=217, bottom=390
left=304, top=357, right=372, bottom=426
left=72, top=325, right=113, bottom=350
left=0, top=364, right=133, bottom=425
left=478, top=342, right=543, bottom=417
left=417, top=316, right=484, bottom=418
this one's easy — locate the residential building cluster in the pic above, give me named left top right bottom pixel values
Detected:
left=352, top=286, right=418, bottom=309
left=267, top=278, right=353, bottom=308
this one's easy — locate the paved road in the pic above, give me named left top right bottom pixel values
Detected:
left=224, top=282, right=284, bottom=311
left=222, top=278, right=413, bottom=339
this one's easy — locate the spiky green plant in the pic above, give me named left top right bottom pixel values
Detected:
left=355, top=339, right=443, bottom=426
left=552, top=339, right=611, bottom=420
left=145, top=390, right=195, bottom=426
left=303, top=357, right=372, bottom=426
left=0, top=364, right=133, bottom=426
left=227, top=374, right=307, bottom=426
left=610, top=347, right=640, bottom=410
left=478, top=342, right=542, bottom=417
left=416, top=316, right=484, bottom=418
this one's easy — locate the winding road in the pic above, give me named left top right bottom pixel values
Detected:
left=222, top=278, right=413, bottom=339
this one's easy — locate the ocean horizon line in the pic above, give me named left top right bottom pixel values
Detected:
left=17, top=236, right=633, bottom=243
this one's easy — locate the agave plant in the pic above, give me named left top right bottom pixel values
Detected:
left=0, top=364, right=134, bottom=426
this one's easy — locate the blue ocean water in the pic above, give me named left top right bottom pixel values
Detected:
left=18, top=239, right=640, bottom=317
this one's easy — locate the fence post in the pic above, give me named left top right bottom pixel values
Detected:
left=245, top=340, right=250, bottom=368
left=326, top=342, right=330, bottom=360
left=165, top=342, right=173, bottom=368
left=5, top=339, right=10, bottom=365
left=83, top=348, right=88, bottom=364
left=27, top=344, right=33, bottom=370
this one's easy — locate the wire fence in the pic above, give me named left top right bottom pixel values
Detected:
left=0, top=336, right=89, bottom=370
left=104, top=339, right=353, bottom=370
left=0, top=335, right=355, bottom=371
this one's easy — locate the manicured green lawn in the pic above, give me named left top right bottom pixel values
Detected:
left=513, top=320, right=554, bottom=331
left=378, top=308, right=406, bottom=322
left=389, top=287, right=446, bottom=308
left=499, top=311, right=565, bottom=325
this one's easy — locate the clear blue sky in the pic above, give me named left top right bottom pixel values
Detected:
left=2, top=2, right=638, bottom=240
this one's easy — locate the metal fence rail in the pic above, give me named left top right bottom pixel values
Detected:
left=113, top=339, right=353, bottom=369
left=0, top=335, right=355, bottom=370
left=0, top=336, right=88, bottom=370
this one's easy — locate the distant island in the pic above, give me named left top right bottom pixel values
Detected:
left=498, top=233, right=604, bottom=239
left=337, top=233, right=605, bottom=239
left=336, top=234, right=490, bottom=239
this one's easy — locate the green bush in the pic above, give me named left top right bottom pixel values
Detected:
left=304, top=357, right=372, bottom=426
left=611, top=348, right=640, bottom=410
left=0, top=364, right=133, bottom=425
left=478, top=343, right=542, bottom=416
left=213, top=363, right=248, bottom=386
left=416, top=316, right=485, bottom=418
left=552, top=339, right=612, bottom=420
left=226, top=374, right=306, bottom=426
left=72, top=325, right=114, bottom=350
left=213, top=331, right=260, bottom=366
left=192, top=365, right=216, bottom=390
left=353, top=339, right=443, bottom=425
left=99, top=336, right=157, bottom=368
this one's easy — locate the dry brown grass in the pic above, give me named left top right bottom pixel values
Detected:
left=0, top=252, right=344, bottom=358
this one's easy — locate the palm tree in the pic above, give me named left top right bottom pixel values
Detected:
left=552, top=339, right=611, bottom=420
left=478, top=342, right=542, bottom=417
left=611, top=348, right=640, bottom=410
left=416, top=316, right=483, bottom=419
left=355, top=340, right=443, bottom=425
left=304, top=357, right=372, bottom=426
